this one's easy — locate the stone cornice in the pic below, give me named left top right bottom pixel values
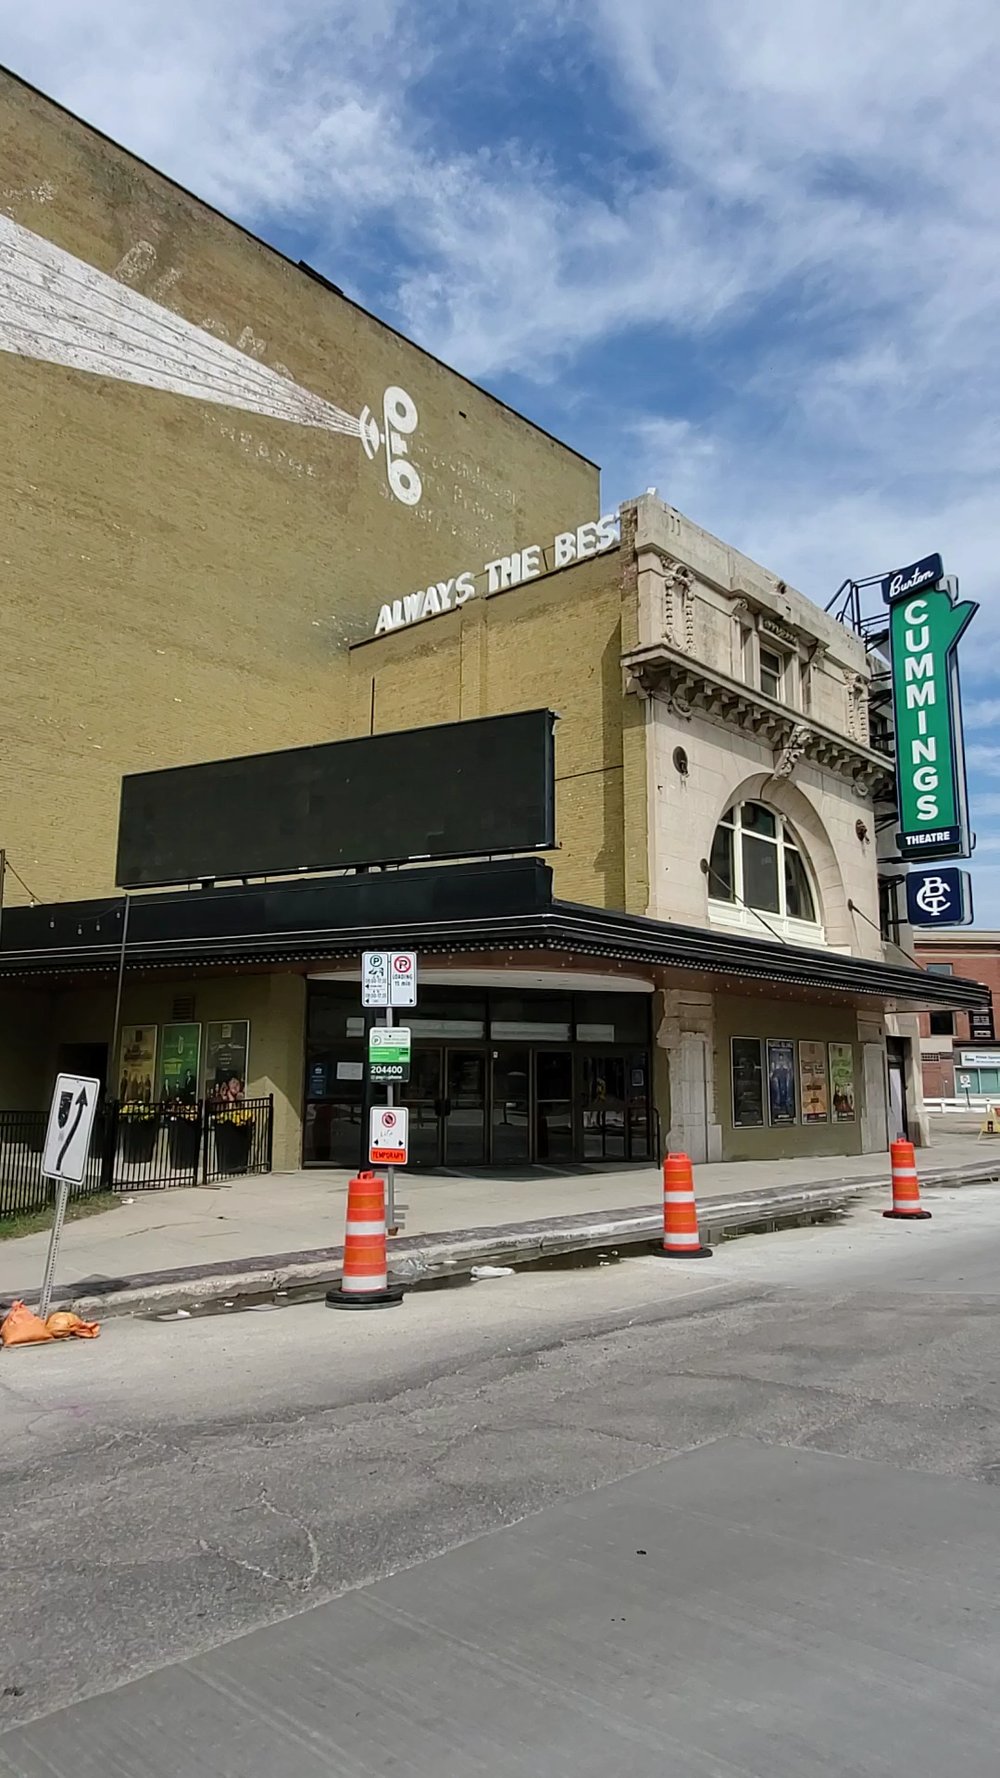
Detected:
left=623, top=640, right=893, bottom=798
left=635, top=539, right=867, bottom=670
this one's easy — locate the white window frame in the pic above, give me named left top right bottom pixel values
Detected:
left=708, top=801, right=825, bottom=947
left=758, top=642, right=785, bottom=701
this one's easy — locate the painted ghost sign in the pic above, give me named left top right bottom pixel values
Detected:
left=0, top=214, right=422, bottom=506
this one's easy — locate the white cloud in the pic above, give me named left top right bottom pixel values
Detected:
left=966, top=700, right=1000, bottom=730
left=966, top=745, right=1000, bottom=775
left=1, top=2, right=418, bottom=218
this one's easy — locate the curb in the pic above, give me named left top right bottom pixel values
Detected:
left=6, top=1158, right=996, bottom=1320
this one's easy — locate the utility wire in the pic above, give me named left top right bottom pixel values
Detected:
left=705, top=859, right=790, bottom=947
left=848, top=896, right=922, bottom=969
left=3, top=857, right=42, bottom=906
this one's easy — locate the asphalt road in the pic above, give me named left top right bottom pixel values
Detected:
left=2, top=1183, right=999, bottom=1773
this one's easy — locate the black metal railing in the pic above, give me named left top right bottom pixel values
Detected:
left=104, top=1097, right=274, bottom=1189
left=0, top=1096, right=274, bottom=1219
left=204, top=1097, right=274, bottom=1184
left=0, top=1108, right=106, bottom=1221
left=105, top=1101, right=203, bottom=1191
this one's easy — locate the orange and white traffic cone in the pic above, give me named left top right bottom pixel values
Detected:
left=659, top=1152, right=713, bottom=1258
left=883, top=1139, right=931, bottom=1221
left=326, top=1170, right=404, bottom=1309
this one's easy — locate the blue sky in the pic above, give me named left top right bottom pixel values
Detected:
left=6, top=0, right=1000, bottom=916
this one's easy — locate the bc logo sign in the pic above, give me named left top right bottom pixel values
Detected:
left=905, top=867, right=973, bottom=928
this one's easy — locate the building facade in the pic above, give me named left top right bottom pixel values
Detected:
left=0, top=67, right=597, bottom=904
left=0, top=69, right=984, bottom=1180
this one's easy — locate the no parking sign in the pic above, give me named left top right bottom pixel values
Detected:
left=370, top=1105, right=409, bottom=1165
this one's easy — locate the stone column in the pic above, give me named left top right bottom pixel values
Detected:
left=656, top=988, right=722, bottom=1164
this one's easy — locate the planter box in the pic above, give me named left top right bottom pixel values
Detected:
left=118, top=1118, right=159, bottom=1166
left=167, top=1118, right=201, bottom=1173
left=214, top=1120, right=252, bottom=1176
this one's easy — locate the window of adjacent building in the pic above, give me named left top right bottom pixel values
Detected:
left=759, top=645, right=785, bottom=701
left=925, top=962, right=954, bottom=976
left=929, top=1011, right=955, bottom=1036
left=709, top=801, right=819, bottom=931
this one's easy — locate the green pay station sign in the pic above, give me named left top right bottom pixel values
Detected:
left=885, top=560, right=977, bottom=860
left=368, top=1026, right=412, bottom=1082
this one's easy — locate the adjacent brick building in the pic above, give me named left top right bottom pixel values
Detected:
left=914, top=934, right=999, bottom=1099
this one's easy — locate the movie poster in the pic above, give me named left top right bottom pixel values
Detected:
left=159, top=1023, right=202, bottom=1105
left=766, top=1039, right=797, bottom=1126
left=203, top=1020, right=250, bottom=1106
left=829, top=1042, right=857, bottom=1122
left=731, top=1037, right=765, bottom=1127
left=798, top=1040, right=829, bottom=1123
left=117, top=1025, right=157, bottom=1104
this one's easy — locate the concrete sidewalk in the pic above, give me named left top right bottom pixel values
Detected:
left=2, top=1136, right=997, bottom=1314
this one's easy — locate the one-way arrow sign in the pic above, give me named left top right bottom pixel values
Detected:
left=42, top=1072, right=101, bottom=1184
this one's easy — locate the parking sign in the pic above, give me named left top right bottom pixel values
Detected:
left=389, top=951, right=417, bottom=1007
left=370, top=1105, right=409, bottom=1165
left=362, top=950, right=389, bottom=1007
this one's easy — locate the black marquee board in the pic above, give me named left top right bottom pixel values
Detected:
left=116, top=709, right=557, bottom=889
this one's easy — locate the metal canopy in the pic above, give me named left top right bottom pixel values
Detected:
left=0, top=860, right=985, bottom=1010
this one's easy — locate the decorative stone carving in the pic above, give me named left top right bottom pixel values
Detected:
left=770, top=723, right=811, bottom=780
left=759, top=615, right=797, bottom=648
left=622, top=639, right=895, bottom=796
left=662, top=558, right=694, bottom=651
left=846, top=673, right=870, bottom=745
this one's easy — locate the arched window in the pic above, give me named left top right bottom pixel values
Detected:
left=708, top=801, right=822, bottom=940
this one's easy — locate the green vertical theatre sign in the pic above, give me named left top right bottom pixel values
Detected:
left=884, top=554, right=977, bottom=860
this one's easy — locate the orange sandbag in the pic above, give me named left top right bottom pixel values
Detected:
left=46, top=1311, right=100, bottom=1340
left=1, top=1300, right=54, bottom=1346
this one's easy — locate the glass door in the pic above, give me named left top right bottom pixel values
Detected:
left=581, top=1055, right=628, bottom=1160
left=401, top=1048, right=444, bottom=1167
left=444, top=1050, right=487, bottom=1166
left=626, top=1052, right=652, bottom=1160
left=491, top=1047, right=530, bottom=1164
left=534, top=1050, right=574, bottom=1163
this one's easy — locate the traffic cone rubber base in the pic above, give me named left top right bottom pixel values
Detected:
left=882, top=1208, right=931, bottom=1221
left=326, top=1282, right=404, bottom=1310
left=656, top=1243, right=714, bottom=1258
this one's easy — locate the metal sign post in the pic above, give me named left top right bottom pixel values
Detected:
left=362, top=951, right=417, bottom=1235
left=384, top=1004, right=398, bottom=1234
left=37, top=1072, right=101, bottom=1320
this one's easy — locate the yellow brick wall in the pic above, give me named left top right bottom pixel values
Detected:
left=0, top=71, right=599, bottom=905
left=37, top=972, right=307, bottom=1170
left=349, top=549, right=643, bottom=911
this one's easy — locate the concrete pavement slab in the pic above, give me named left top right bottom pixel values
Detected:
left=2, top=1438, right=996, bottom=1777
